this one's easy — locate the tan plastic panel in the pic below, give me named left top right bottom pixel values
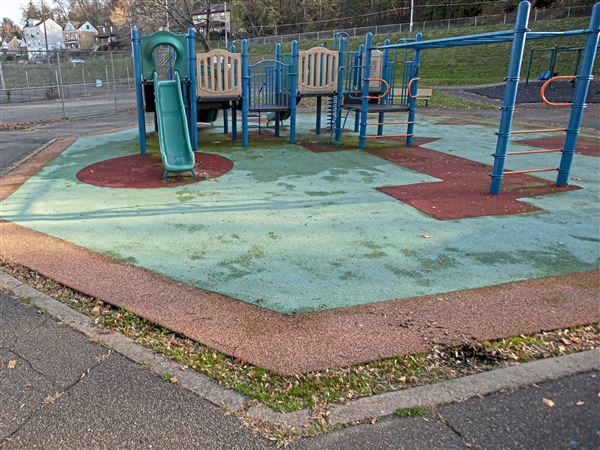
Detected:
left=369, top=51, right=383, bottom=90
left=297, top=48, right=339, bottom=95
left=196, top=49, right=242, bottom=98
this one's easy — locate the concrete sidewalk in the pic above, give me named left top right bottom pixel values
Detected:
left=2, top=290, right=599, bottom=449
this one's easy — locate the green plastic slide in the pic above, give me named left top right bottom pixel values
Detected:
left=153, top=71, right=196, bottom=179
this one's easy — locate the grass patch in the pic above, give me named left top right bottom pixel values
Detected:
left=427, top=90, right=495, bottom=110
left=2, top=258, right=598, bottom=415
left=395, top=406, right=430, bottom=417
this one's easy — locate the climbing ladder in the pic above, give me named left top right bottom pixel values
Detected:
left=495, top=76, right=576, bottom=177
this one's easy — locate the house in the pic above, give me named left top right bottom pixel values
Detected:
left=23, top=18, right=64, bottom=58
left=0, top=40, right=8, bottom=54
left=18, top=39, right=27, bottom=55
left=6, top=37, right=22, bottom=52
left=63, top=20, right=98, bottom=51
left=63, top=20, right=79, bottom=50
left=97, top=21, right=117, bottom=50
left=192, top=3, right=232, bottom=38
left=77, top=21, right=98, bottom=50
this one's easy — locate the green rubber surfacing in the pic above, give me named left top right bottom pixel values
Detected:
left=1, top=114, right=598, bottom=314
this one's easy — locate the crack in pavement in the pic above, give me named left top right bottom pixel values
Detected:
left=433, top=410, right=475, bottom=449
left=3, top=347, right=60, bottom=389
left=0, top=351, right=112, bottom=447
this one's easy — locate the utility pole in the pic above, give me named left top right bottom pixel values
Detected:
left=224, top=1, right=228, bottom=47
left=40, top=0, right=54, bottom=96
left=409, top=0, right=414, bottom=33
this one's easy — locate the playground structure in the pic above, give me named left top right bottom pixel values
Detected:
left=524, top=44, right=586, bottom=84
left=130, top=0, right=599, bottom=195
left=131, top=28, right=198, bottom=179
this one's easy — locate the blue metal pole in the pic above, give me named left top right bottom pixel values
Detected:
left=316, top=96, right=322, bottom=134
left=242, top=39, right=249, bottom=148
left=406, top=32, right=422, bottom=147
left=489, top=1, right=531, bottom=195
left=556, top=3, right=600, bottom=186
left=187, top=28, right=198, bottom=151
left=290, top=40, right=298, bottom=144
left=334, top=37, right=346, bottom=144
left=378, top=38, right=391, bottom=136
left=275, top=43, right=282, bottom=138
left=230, top=44, right=238, bottom=141
left=359, top=33, right=373, bottom=150
left=131, top=28, right=146, bottom=155
left=353, top=44, right=364, bottom=132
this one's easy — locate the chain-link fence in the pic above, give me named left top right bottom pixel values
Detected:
left=0, top=49, right=136, bottom=121
left=236, top=4, right=594, bottom=46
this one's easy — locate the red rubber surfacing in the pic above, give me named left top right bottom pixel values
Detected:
left=370, top=142, right=579, bottom=220
left=76, top=153, right=233, bottom=189
left=515, top=136, right=599, bottom=157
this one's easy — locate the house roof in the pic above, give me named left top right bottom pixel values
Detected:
left=64, top=21, right=79, bottom=31
left=192, top=3, right=229, bottom=15
left=78, top=21, right=98, bottom=33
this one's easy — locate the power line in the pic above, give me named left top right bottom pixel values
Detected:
left=270, top=0, right=512, bottom=29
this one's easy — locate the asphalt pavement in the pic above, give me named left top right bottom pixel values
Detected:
left=1, top=290, right=598, bottom=449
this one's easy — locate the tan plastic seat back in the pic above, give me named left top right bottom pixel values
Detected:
left=196, top=49, right=242, bottom=98
left=297, top=47, right=339, bottom=95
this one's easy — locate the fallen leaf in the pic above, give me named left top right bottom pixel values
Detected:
left=7, top=360, right=16, bottom=369
left=576, top=401, right=584, bottom=406
left=542, top=398, right=555, bottom=407
left=170, top=377, right=178, bottom=384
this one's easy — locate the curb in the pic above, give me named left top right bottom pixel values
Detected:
left=1, top=270, right=598, bottom=431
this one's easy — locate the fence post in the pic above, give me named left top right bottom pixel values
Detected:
left=110, top=51, right=117, bottom=111
left=399, top=23, right=402, bottom=33
left=353, top=27, right=357, bottom=37
left=534, top=8, right=538, bottom=21
left=56, top=51, right=66, bottom=100
left=422, top=21, right=426, bottom=32
left=126, top=66, right=130, bottom=88
left=317, top=31, right=320, bottom=41
left=567, top=7, right=571, bottom=18
left=25, top=70, right=30, bottom=88
left=55, top=69, right=67, bottom=118
left=0, top=62, right=5, bottom=90
left=105, top=66, right=110, bottom=91
left=448, top=19, right=451, bottom=29
left=82, top=66, right=87, bottom=96
left=475, top=17, right=478, bottom=26
left=504, top=13, right=507, bottom=24
left=375, top=26, right=378, bottom=35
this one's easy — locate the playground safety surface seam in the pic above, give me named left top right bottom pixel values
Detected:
left=2, top=129, right=599, bottom=374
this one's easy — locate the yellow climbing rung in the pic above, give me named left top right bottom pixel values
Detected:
left=509, top=128, right=566, bottom=135
left=365, top=133, right=413, bottom=139
left=503, top=167, right=558, bottom=175
left=506, top=148, right=562, bottom=155
left=371, top=121, right=415, bottom=126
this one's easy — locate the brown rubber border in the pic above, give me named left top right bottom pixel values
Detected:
left=2, top=129, right=598, bottom=375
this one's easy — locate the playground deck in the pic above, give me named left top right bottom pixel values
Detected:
left=1, top=113, right=598, bottom=373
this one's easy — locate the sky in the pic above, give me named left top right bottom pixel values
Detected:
left=2, top=0, right=56, bottom=25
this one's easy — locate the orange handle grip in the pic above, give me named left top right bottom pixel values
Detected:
left=408, top=77, right=421, bottom=99
left=366, top=78, right=390, bottom=99
left=540, top=75, right=575, bottom=107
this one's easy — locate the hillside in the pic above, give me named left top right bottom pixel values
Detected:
left=242, top=17, right=596, bottom=86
